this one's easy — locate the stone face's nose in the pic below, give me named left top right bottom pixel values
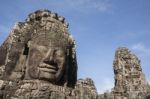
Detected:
left=43, top=49, right=55, bottom=64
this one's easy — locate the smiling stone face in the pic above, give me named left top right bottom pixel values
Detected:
left=0, top=10, right=77, bottom=87
left=25, top=41, right=66, bottom=82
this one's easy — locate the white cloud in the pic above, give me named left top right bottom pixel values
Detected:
left=97, top=78, right=114, bottom=94
left=146, top=79, right=150, bottom=86
left=131, top=43, right=150, bottom=55
left=148, top=79, right=150, bottom=85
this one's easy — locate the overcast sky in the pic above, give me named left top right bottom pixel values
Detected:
left=0, top=0, right=150, bottom=93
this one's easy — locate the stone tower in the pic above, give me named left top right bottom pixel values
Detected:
left=113, top=47, right=150, bottom=99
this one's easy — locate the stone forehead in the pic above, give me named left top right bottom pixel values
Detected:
left=30, top=31, right=73, bottom=48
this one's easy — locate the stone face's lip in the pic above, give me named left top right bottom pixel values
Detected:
left=38, top=63, right=58, bottom=73
left=39, top=63, right=58, bottom=70
left=39, top=67, right=57, bottom=73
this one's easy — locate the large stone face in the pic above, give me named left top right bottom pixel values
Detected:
left=0, top=9, right=77, bottom=87
left=0, top=9, right=98, bottom=99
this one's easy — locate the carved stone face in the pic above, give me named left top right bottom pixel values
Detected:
left=26, top=42, right=66, bottom=82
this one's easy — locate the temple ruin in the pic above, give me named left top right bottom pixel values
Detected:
left=0, top=9, right=150, bottom=99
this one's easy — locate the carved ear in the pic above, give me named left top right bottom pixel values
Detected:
left=65, top=46, right=77, bottom=88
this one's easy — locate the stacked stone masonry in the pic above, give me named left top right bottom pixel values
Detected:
left=99, top=47, right=150, bottom=99
left=113, top=48, right=150, bottom=99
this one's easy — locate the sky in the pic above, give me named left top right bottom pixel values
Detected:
left=0, top=0, right=150, bottom=93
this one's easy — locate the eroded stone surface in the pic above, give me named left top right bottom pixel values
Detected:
left=75, top=78, right=97, bottom=99
left=0, top=79, right=98, bottom=99
left=113, top=47, right=150, bottom=99
left=99, top=47, right=150, bottom=99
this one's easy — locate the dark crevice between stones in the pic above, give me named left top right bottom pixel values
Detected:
left=23, top=43, right=29, bottom=55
